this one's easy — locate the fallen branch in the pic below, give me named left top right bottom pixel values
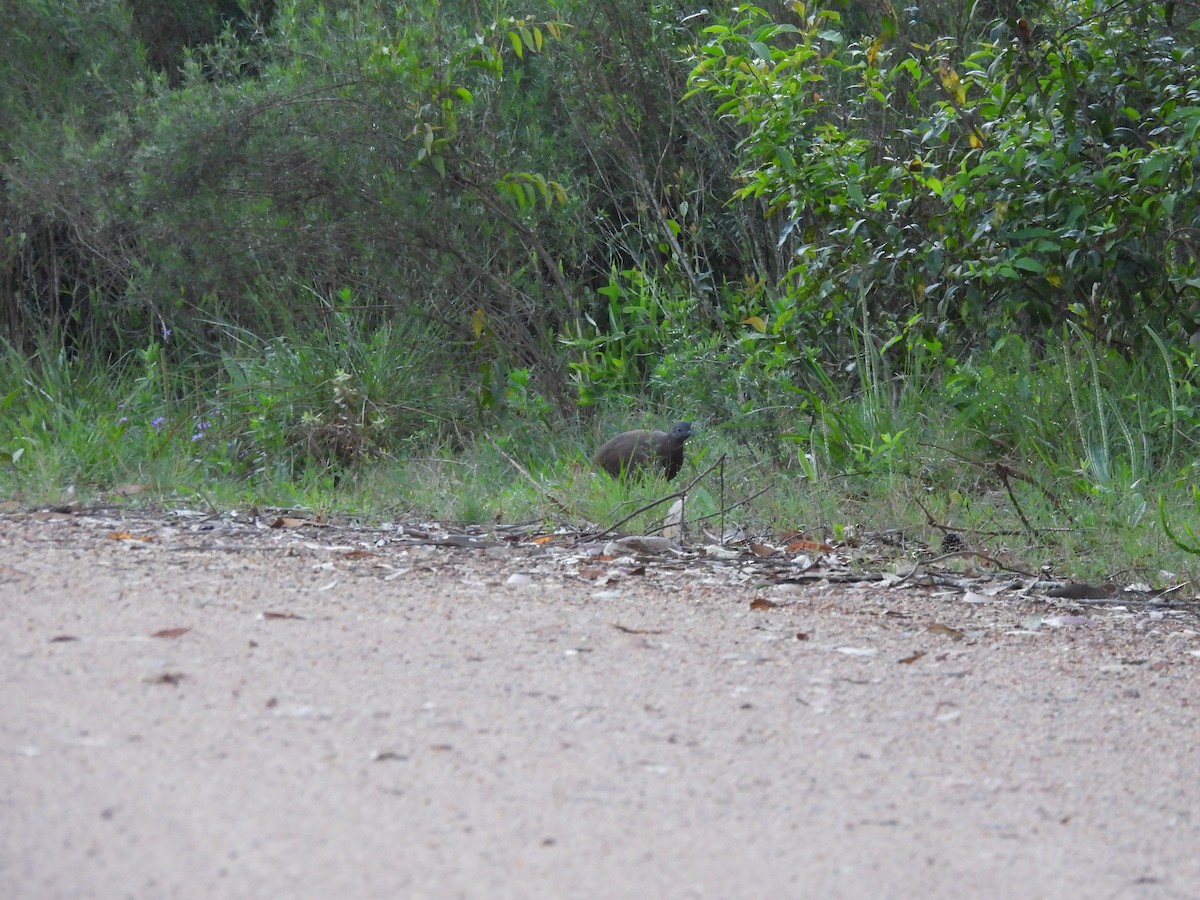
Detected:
left=587, top=454, right=726, bottom=542
left=889, top=549, right=1036, bottom=587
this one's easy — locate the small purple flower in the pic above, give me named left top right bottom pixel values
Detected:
left=118, top=416, right=128, bottom=425
left=191, top=420, right=211, bottom=442
left=160, top=323, right=172, bottom=340
left=150, top=416, right=165, bottom=430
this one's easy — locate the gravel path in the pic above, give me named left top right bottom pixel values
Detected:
left=2, top=510, right=1198, bottom=898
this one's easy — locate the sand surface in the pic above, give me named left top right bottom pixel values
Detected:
left=2, top=509, right=1198, bottom=899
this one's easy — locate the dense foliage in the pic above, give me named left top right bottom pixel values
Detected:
left=3, top=0, right=1200, bottom=571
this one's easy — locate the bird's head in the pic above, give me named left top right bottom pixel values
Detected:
left=668, top=421, right=693, bottom=442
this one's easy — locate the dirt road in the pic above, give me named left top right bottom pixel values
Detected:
left=2, top=510, right=1198, bottom=898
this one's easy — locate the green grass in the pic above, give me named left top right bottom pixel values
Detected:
left=3, top=326, right=1200, bottom=591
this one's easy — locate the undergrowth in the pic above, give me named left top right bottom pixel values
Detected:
left=2, top=324, right=1199, bottom=588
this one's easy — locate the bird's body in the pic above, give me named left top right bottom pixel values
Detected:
left=596, top=421, right=693, bottom=481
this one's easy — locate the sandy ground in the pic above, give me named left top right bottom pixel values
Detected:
left=2, top=508, right=1198, bottom=899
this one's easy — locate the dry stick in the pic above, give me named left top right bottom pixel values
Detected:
left=597, top=457, right=770, bottom=541
left=996, top=463, right=1036, bottom=537
left=913, top=496, right=958, bottom=537
left=918, top=441, right=1074, bottom=526
left=686, top=484, right=772, bottom=531
left=719, top=453, right=727, bottom=546
left=490, top=439, right=574, bottom=517
left=588, top=455, right=726, bottom=542
left=890, top=550, right=1037, bottom=587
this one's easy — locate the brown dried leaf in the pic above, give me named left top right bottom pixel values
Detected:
left=782, top=533, right=835, bottom=553
left=750, top=597, right=779, bottom=610
left=340, top=550, right=377, bottom=560
left=112, top=483, right=149, bottom=496
left=898, top=650, right=926, bottom=665
left=151, top=627, right=190, bottom=639
left=262, top=610, right=305, bottom=620
left=108, top=531, right=153, bottom=542
left=749, top=542, right=778, bottom=558
left=270, top=517, right=311, bottom=529
left=795, top=631, right=810, bottom=641
left=50, top=635, right=79, bottom=643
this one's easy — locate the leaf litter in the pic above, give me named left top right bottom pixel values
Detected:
left=7, top=505, right=1199, bottom=656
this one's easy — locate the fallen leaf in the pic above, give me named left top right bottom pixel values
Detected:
left=270, top=517, right=312, bottom=529
left=662, top=498, right=685, bottom=541
left=340, top=550, right=377, bottom=560
left=151, top=627, right=190, bottom=639
left=50, top=635, right=79, bottom=643
left=532, top=535, right=556, bottom=545
left=926, top=623, right=966, bottom=640
left=372, top=750, right=407, bottom=762
left=613, top=624, right=665, bottom=635
left=899, top=650, right=926, bottom=665
left=1043, top=614, right=1093, bottom=628
left=112, top=483, right=149, bottom=496
left=703, top=545, right=741, bottom=560
left=261, top=611, right=305, bottom=620
left=750, top=542, right=778, bottom=558
left=795, top=631, right=809, bottom=641
left=782, top=533, right=834, bottom=553
left=605, top=536, right=676, bottom=555
left=108, top=531, right=153, bottom=542
left=147, top=672, right=185, bottom=686
left=750, top=597, right=778, bottom=610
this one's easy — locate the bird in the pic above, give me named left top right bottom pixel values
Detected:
left=595, top=421, right=693, bottom=481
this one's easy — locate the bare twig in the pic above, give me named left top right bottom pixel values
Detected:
left=587, top=455, right=726, bottom=542
left=996, top=463, right=1036, bottom=537
left=490, top=439, right=573, bottom=517
left=719, top=453, right=727, bottom=546
left=686, top=484, right=772, bottom=531
left=889, top=550, right=1036, bottom=587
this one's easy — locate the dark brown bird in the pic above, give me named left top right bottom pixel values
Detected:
left=596, top=421, right=693, bottom=481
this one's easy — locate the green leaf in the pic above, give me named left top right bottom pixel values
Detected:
left=776, top=147, right=796, bottom=175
